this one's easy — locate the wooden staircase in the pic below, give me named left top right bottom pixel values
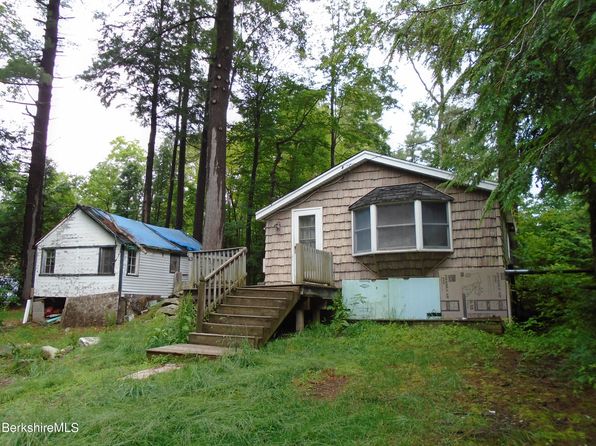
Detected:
left=147, top=245, right=334, bottom=359
left=190, top=286, right=300, bottom=348
left=147, top=286, right=300, bottom=358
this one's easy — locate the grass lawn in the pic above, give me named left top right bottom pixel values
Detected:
left=0, top=309, right=594, bottom=445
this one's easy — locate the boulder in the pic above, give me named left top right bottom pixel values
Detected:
left=41, top=346, right=60, bottom=360
left=160, top=297, right=180, bottom=307
left=157, top=305, right=178, bottom=316
left=78, top=337, right=100, bottom=347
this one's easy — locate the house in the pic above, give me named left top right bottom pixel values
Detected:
left=32, top=205, right=201, bottom=326
left=256, top=151, right=512, bottom=321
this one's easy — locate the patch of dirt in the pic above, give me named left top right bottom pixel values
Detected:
left=0, top=377, right=14, bottom=388
left=294, top=368, right=350, bottom=400
left=458, top=347, right=596, bottom=445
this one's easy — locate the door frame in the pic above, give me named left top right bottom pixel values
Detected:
left=291, top=207, right=323, bottom=283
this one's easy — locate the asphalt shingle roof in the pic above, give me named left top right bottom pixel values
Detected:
left=348, top=183, right=453, bottom=210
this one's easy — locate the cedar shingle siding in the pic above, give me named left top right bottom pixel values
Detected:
left=263, top=162, right=504, bottom=285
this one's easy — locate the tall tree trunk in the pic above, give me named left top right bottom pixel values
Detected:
left=203, top=0, right=233, bottom=249
left=330, top=80, right=337, bottom=168
left=174, top=0, right=196, bottom=229
left=165, top=89, right=182, bottom=228
left=245, top=101, right=261, bottom=283
left=193, top=98, right=210, bottom=242
left=21, top=0, right=60, bottom=303
left=141, top=0, right=165, bottom=224
left=588, top=185, right=596, bottom=277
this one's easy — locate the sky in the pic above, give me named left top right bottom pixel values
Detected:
left=5, top=1, right=428, bottom=177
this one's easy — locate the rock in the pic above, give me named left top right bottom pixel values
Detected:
left=78, top=337, right=100, bottom=347
left=123, top=363, right=182, bottom=380
left=157, top=305, right=178, bottom=316
left=160, top=297, right=180, bottom=307
left=41, top=346, right=60, bottom=360
left=0, top=346, right=11, bottom=358
left=125, top=313, right=135, bottom=322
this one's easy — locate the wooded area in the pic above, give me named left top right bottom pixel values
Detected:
left=0, top=1, right=594, bottom=380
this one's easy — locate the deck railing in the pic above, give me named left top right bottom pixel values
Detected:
left=188, top=247, right=245, bottom=288
left=295, top=243, right=334, bottom=286
left=196, top=247, right=247, bottom=331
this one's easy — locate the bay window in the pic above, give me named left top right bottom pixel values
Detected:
left=350, top=183, right=453, bottom=255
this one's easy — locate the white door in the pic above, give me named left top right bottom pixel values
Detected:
left=291, top=207, right=323, bottom=283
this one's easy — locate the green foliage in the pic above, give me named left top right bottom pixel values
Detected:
left=147, top=293, right=196, bottom=348
left=328, top=291, right=350, bottom=333
left=377, top=0, right=596, bottom=214
left=81, top=137, right=144, bottom=218
left=509, top=192, right=596, bottom=386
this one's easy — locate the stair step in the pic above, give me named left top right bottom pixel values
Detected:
left=208, top=313, right=275, bottom=327
left=224, top=296, right=289, bottom=308
left=235, top=287, right=297, bottom=299
left=146, top=343, right=230, bottom=359
left=217, top=304, right=281, bottom=317
left=202, top=322, right=265, bottom=337
left=189, top=332, right=259, bottom=348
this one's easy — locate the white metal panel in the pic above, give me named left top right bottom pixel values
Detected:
left=38, top=208, right=116, bottom=248
left=121, top=250, right=178, bottom=298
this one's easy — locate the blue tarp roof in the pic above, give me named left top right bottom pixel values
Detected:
left=81, top=206, right=202, bottom=253
left=147, top=224, right=201, bottom=251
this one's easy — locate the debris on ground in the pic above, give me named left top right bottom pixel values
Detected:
left=123, top=363, right=182, bottom=380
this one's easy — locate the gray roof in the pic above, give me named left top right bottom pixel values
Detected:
left=348, top=183, right=454, bottom=210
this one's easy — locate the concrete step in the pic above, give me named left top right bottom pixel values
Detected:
left=146, top=343, right=230, bottom=359
left=208, top=313, right=275, bottom=327
left=224, top=295, right=289, bottom=308
left=202, top=322, right=265, bottom=337
left=217, top=304, right=281, bottom=317
left=189, top=332, right=259, bottom=348
left=235, top=287, right=297, bottom=299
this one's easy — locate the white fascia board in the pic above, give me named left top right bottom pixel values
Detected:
left=255, top=151, right=497, bottom=221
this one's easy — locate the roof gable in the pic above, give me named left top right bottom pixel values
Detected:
left=348, top=183, right=454, bottom=210
left=256, top=151, right=497, bottom=220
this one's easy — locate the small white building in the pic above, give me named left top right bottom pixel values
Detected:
left=32, top=205, right=201, bottom=323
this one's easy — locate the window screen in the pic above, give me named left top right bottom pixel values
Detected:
left=353, top=208, right=371, bottom=253
left=98, top=247, right=115, bottom=274
left=422, top=202, right=450, bottom=248
left=377, top=203, right=416, bottom=249
left=298, top=214, right=316, bottom=248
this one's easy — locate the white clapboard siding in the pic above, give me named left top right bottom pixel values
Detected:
left=34, top=245, right=122, bottom=298
left=39, top=208, right=117, bottom=247
left=121, top=250, right=184, bottom=298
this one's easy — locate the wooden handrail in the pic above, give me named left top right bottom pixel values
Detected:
left=204, top=247, right=247, bottom=281
left=196, top=247, right=247, bottom=331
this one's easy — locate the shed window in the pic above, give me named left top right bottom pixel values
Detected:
left=98, top=247, right=115, bottom=275
left=354, top=207, right=371, bottom=253
left=422, top=202, right=450, bottom=248
left=352, top=201, right=452, bottom=255
left=41, top=248, right=56, bottom=274
left=170, top=254, right=180, bottom=273
left=126, top=249, right=138, bottom=276
left=377, top=203, right=416, bottom=250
